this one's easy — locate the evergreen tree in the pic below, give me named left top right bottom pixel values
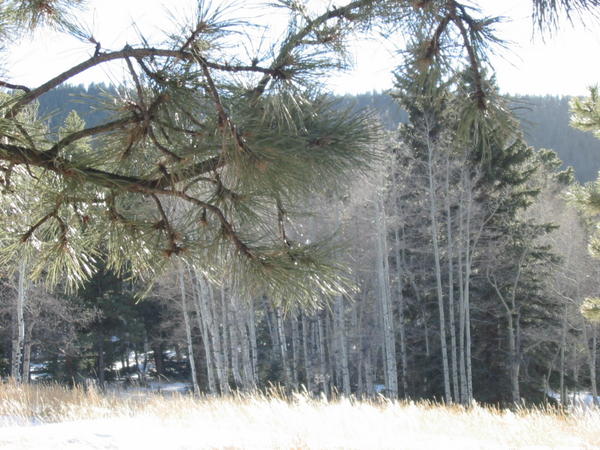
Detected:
left=569, top=86, right=600, bottom=321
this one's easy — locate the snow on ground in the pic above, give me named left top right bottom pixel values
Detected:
left=1, top=401, right=596, bottom=449
left=0, top=415, right=520, bottom=450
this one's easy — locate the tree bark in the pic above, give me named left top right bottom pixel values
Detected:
left=178, top=267, right=199, bottom=393
left=301, top=313, right=314, bottom=393
left=445, top=155, right=459, bottom=402
left=375, top=186, right=398, bottom=398
left=11, top=259, right=27, bottom=382
left=425, top=126, right=451, bottom=403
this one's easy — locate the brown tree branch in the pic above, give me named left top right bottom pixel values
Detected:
left=0, top=141, right=222, bottom=192
left=6, top=47, right=285, bottom=118
left=0, top=80, right=31, bottom=93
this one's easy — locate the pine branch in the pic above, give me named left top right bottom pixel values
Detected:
left=0, top=80, right=31, bottom=93
left=6, top=47, right=287, bottom=118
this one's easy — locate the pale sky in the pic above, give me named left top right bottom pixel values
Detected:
left=3, top=0, right=600, bottom=96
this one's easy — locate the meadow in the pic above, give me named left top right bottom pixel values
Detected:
left=0, top=382, right=598, bottom=449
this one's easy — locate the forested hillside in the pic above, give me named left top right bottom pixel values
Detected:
left=340, top=92, right=600, bottom=183
left=38, top=87, right=600, bottom=183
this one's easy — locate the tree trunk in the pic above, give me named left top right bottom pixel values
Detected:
left=445, top=156, right=459, bottom=402
left=592, top=324, right=598, bottom=406
left=301, top=313, right=313, bottom=393
left=334, top=296, right=351, bottom=395
left=291, top=312, right=301, bottom=391
left=560, top=304, right=567, bottom=407
left=457, top=196, right=467, bottom=404
left=426, top=131, right=452, bottom=403
left=11, top=259, right=27, bottom=382
left=375, top=187, right=398, bottom=398
left=152, top=343, right=164, bottom=378
left=275, top=306, right=292, bottom=390
left=317, top=312, right=330, bottom=397
left=97, top=336, right=105, bottom=390
left=178, top=267, right=199, bottom=393
left=393, top=227, right=409, bottom=397
left=463, top=171, right=474, bottom=404
left=507, top=312, right=521, bottom=404
left=247, top=299, right=259, bottom=386
left=22, top=322, right=34, bottom=383
left=189, top=267, right=216, bottom=394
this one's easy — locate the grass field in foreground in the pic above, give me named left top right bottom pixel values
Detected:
left=0, top=382, right=598, bottom=449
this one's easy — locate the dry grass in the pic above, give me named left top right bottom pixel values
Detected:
left=0, top=381, right=598, bottom=449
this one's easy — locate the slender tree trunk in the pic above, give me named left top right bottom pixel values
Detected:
left=560, top=304, right=567, bottom=407
left=463, top=171, right=474, bottom=404
left=234, top=299, right=254, bottom=390
left=220, top=285, right=231, bottom=391
left=457, top=196, right=467, bottom=404
left=291, top=312, right=301, bottom=390
left=11, top=259, right=27, bottom=382
left=375, top=187, right=398, bottom=398
left=152, top=343, right=164, bottom=378
left=178, top=267, right=199, bottom=393
left=97, top=336, right=105, bottom=390
left=392, top=179, right=409, bottom=397
left=591, top=324, right=598, bottom=406
left=22, top=322, right=34, bottom=383
left=317, top=312, right=330, bottom=397
left=301, top=313, right=313, bottom=393
left=445, top=157, right=459, bottom=402
left=275, top=306, right=292, bottom=390
left=334, top=296, right=351, bottom=395
left=228, top=298, right=242, bottom=389
left=364, top=349, right=374, bottom=396
left=426, top=130, right=451, bottom=403
left=189, top=267, right=216, bottom=394
left=248, top=300, right=259, bottom=386
left=507, top=312, right=521, bottom=404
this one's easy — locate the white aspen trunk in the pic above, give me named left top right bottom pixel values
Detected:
left=426, top=129, right=452, bottom=403
left=201, top=277, right=229, bottom=394
left=189, top=268, right=216, bottom=394
left=445, top=156, right=459, bottom=402
left=11, top=259, right=27, bottom=382
left=334, top=296, right=351, bottom=395
left=325, top=316, right=336, bottom=388
left=560, top=304, right=567, bottom=407
left=489, top=255, right=526, bottom=405
left=409, top=273, right=430, bottom=357
left=178, top=267, right=199, bottom=393
left=393, top=228, right=409, bottom=397
left=219, top=285, right=231, bottom=392
left=375, top=187, right=398, bottom=398
left=247, top=300, right=259, bottom=386
left=464, top=172, right=474, bottom=404
left=457, top=196, right=467, bottom=404
left=275, top=307, right=292, bottom=390
left=317, top=312, right=330, bottom=397
left=364, top=349, right=374, bottom=396
left=228, top=297, right=242, bottom=389
left=22, top=322, right=34, bottom=383
left=291, top=312, right=301, bottom=390
left=508, top=312, right=520, bottom=404
left=301, top=313, right=313, bottom=393
left=234, top=299, right=254, bottom=390
left=591, top=324, right=598, bottom=406
left=392, top=169, right=409, bottom=398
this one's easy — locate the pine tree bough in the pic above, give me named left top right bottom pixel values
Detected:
left=0, top=0, right=598, bottom=305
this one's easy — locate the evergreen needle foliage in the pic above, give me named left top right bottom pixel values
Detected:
left=0, top=0, right=598, bottom=305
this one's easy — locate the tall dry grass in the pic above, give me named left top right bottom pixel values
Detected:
left=0, top=381, right=598, bottom=449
